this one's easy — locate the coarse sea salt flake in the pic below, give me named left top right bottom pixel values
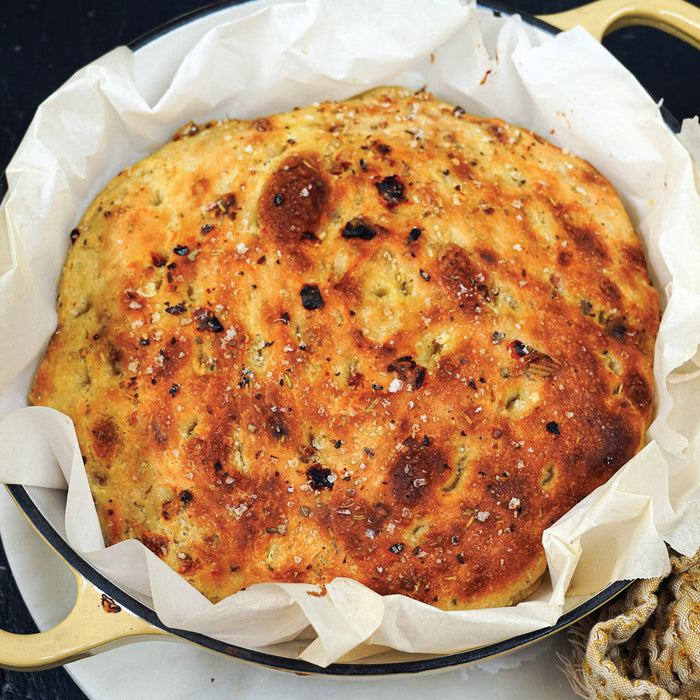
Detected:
left=388, top=378, right=403, bottom=393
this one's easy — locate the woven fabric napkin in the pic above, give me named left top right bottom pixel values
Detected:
left=562, top=547, right=700, bottom=699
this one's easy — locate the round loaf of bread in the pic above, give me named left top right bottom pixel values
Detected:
left=31, top=87, right=659, bottom=609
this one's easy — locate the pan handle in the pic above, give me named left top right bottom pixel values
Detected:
left=0, top=567, right=170, bottom=671
left=539, top=0, right=700, bottom=50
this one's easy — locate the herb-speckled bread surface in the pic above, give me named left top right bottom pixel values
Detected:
left=31, top=87, right=659, bottom=609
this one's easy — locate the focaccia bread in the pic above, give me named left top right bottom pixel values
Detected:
left=31, top=87, right=660, bottom=609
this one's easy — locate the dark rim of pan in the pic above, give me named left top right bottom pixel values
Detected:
left=7, top=483, right=631, bottom=676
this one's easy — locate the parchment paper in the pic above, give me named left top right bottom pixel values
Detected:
left=1, top=0, right=700, bottom=668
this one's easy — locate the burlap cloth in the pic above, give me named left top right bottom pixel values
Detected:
left=561, top=548, right=700, bottom=699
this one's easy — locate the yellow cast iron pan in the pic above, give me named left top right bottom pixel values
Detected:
left=1, top=0, right=699, bottom=677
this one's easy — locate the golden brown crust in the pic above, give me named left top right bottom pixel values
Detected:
left=31, top=87, right=659, bottom=609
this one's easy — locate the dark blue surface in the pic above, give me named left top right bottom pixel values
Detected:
left=1, top=1, right=699, bottom=697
